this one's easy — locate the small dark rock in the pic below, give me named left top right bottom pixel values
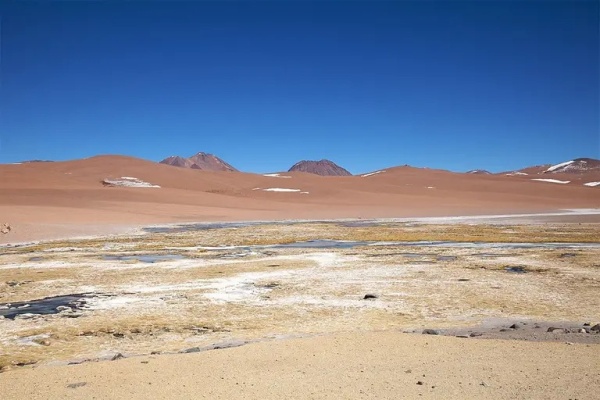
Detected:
left=583, top=322, right=591, bottom=327
left=591, top=324, right=600, bottom=332
left=363, top=294, right=378, bottom=300
left=547, top=327, right=565, bottom=333
left=469, top=332, right=483, bottom=337
left=499, top=328, right=511, bottom=332
left=183, top=347, right=201, bottom=354
left=66, top=382, right=87, bottom=389
left=111, top=353, right=124, bottom=361
left=457, top=278, right=470, bottom=282
left=509, top=324, right=519, bottom=329
left=416, top=381, right=424, bottom=385
left=455, top=335, right=469, bottom=339
left=422, top=329, right=440, bottom=335
left=505, top=266, right=527, bottom=274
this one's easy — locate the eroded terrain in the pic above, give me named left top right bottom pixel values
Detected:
left=1, top=221, right=599, bottom=370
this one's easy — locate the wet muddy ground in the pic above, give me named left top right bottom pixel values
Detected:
left=0, top=221, right=599, bottom=370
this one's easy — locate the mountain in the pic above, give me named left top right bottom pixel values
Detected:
left=159, top=152, right=237, bottom=172
left=502, top=158, right=600, bottom=176
left=541, top=158, right=600, bottom=174
left=288, top=159, right=352, bottom=176
left=466, top=169, right=492, bottom=175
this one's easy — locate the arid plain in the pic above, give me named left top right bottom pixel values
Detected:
left=1, top=156, right=599, bottom=399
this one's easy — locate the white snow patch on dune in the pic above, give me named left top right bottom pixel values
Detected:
left=584, top=182, right=600, bottom=187
left=545, top=160, right=574, bottom=173
left=263, top=188, right=302, bottom=192
left=531, top=179, right=570, bottom=184
left=361, top=170, right=386, bottom=177
left=102, top=177, right=160, bottom=188
left=300, top=191, right=309, bottom=194
left=263, top=173, right=291, bottom=178
left=506, top=172, right=528, bottom=176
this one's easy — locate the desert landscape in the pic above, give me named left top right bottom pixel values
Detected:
left=0, top=155, right=599, bottom=399
left=3, top=1, right=598, bottom=397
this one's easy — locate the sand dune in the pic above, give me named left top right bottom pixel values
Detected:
left=1, top=155, right=599, bottom=243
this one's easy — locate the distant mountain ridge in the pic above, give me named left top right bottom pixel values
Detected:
left=288, top=159, right=352, bottom=176
left=159, top=152, right=237, bottom=172
left=501, top=158, right=600, bottom=176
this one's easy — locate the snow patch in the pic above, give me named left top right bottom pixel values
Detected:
left=545, top=160, right=574, bottom=173
left=506, top=172, right=528, bottom=176
left=263, top=173, right=291, bottom=178
left=102, top=177, right=160, bottom=188
left=262, top=188, right=302, bottom=192
left=361, top=170, right=386, bottom=177
left=531, top=179, right=570, bottom=184
left=583, top=182, right=600, bottom=187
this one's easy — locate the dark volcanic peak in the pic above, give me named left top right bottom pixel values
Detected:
left=159, top=152, right=237, bottom=172
left=542, top=158, right=600, bottom=174
left=161, top=156, right=190, bottom=168
left=288, top=159, right=352, bottom=176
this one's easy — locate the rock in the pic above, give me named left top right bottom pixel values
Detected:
left=583, top=322, right=591, bottom=326
left=469, top=332, right=483, bottom=337
left=591, top=324, right=600, bottom=332
left=457, top=278, right=470, bottom=282
left=455, top=335, right=469, bottom=338
left=56, top=306, right=72, bottom=312
left=1, top=224, right=11, bottom=234
left=547, top=327, right=565, bottom=333
left=499, top=328, right=511, bottom=332
left=33, top=339, right=50, bottom=346
left=363, top=294, right=378, bottom=300
left=111, top=353, right=124, bottom=361
left=422, top=329, right=440, bottom=335
left=416, top=381, right=424, bottom=385
left=66, top=382, right=87, bottom=389
left=509, top=323, right=519, bottom=329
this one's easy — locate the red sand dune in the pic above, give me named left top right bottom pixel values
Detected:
left=1, top=155, right=599, bottom=242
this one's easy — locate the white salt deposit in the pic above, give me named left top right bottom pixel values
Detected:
left=361, top=170, right=386, bottom=177
left=531, top=179, right=570, bottom=184
left=262, top=188, right=302, bottom=192
left=545, top=160, right=574, bottom=173
left=584, top=182, right=600, bottom=187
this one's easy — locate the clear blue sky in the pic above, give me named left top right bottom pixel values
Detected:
left=1, top=1, right=598, bottom=173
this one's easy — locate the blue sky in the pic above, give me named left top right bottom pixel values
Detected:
left=1, top=1, right=598, bottom=173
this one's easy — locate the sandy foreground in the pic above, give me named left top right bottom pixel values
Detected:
left=1, top=331, right=598, bottom=400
